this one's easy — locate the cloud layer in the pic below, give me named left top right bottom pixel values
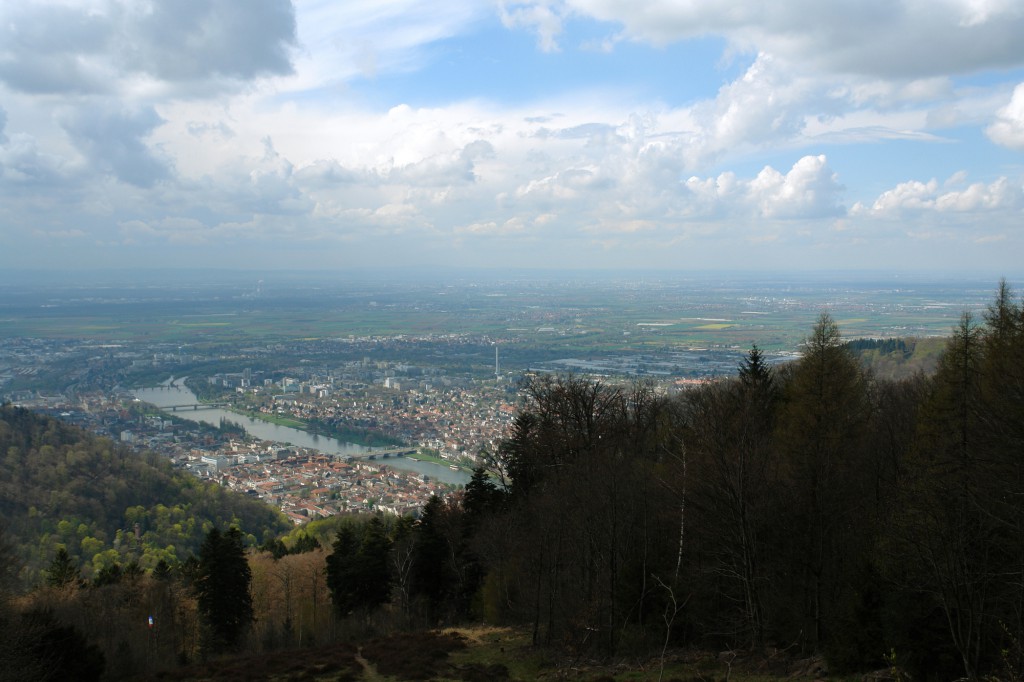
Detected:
left=1, top=0, right=1023, bottom=272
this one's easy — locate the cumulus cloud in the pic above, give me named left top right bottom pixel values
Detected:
left=0, top=131, right=72, bottom=188
left=499, top=1, right=564, bottom=52
left=854, top=173, right=1024, bottom=217
left=683, top=53, right=819, bottom=166
left=29, top=96, right=850, bottom=252
left=0, top=4, right=114, bottom=94
left=3, top=1, right=1022, bottom=271
left=124, top=0, right=296, bottom=83
left=387, top=140, right=494, bottom=187
left=59, top=104, right=170, bottom=188
left=0, top=0, right=296, bottom=96
left=512, top=0, right=1024, bottom=79
left=986, top=83, right=1024, bottom=150
left=682, top=155, right=843, bottom=221
left=749, top=155, right=844, bottom=219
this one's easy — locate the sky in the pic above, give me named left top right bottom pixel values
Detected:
left=2, top=0, right=1024, bottom=274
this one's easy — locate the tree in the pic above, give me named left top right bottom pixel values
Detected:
left=684, top=345, right=779, bottom=647
left=773, top=313, right=871, bottom=652
left=888, top=298, right=1024, bottom=679
left=194, top=527, right=253, bottom=653
left=738, top=343, right=774, bottom=394
left=410, top=495, right=463, bottom=618
left=355, top=517, right=392, bottom=612
left=463, top=467, right=504, bottom=524
left=325, top=523, right=360, bottom=617
left=325, top=518, right=392, bottom=617
left=9, top=610, right=105, bottom=682
left=485, top=376, right=677, bottom=651
left=45, top=548, right=81, bottom=590
left=978, top=282, right=1024, bottom=676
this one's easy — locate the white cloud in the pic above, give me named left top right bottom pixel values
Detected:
left=0, top=130, right=72, bottom=188
left=58, top=103, right=170, bottom=187
left=749, top=155, right=844, bottom=219
left=685, top=53, right=817, bottom=166
left=292, top=0, right=488, bottom=87
left=523, top=0, right=1024, bottom=79
left=681, top=155, right=844, bottom=222
left=499, top=1, right=564, bottom=52
left=2, top=1, right=1023, bottom=272
left=0, top=0, right=297, bottom=97
left=986, top=83, right=1024, bottom=149
left=854, top=173, right=1024, bottom=217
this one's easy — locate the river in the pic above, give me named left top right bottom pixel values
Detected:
left=132, top=378, right=470, bottom=485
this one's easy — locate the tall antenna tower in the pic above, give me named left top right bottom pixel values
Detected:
left=495, top=344, right=500, bottom=379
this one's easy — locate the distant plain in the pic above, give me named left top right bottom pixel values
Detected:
left=0, top=271, right=1010, bottom=355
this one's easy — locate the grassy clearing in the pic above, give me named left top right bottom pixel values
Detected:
left=135, top=624, right=856, bottom=681
left=235, top=409, right=307, bottom=430
left=407, top=450, right=461, bottom=468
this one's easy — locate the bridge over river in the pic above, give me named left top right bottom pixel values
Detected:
left=160, top=401, right=423, bottom=461
left=163, top=402, right=230, bottom=411
left=343, top=446, right=420, bottom=462
left=134, top=382, right=470, bottom=484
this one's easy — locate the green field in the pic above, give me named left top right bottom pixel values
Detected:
left=0, top=273, right=1003, bottom=355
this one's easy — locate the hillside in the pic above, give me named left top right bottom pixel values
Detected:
left=845, top=335, right=946, bottom=379
left=0, top=404, right=291, bottom=586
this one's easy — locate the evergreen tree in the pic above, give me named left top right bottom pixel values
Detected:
left=329, top=522, right=362, bottom=614
left=890, top=303, right=1024, bottom=678
left=410, top=496, right=457, bottom=613
left=45, top=548, right=81, bottom=590
left=773, top=313, right=871, bottom=652
left=326, top=523, right=360, bottom=616
left=152, top=558, right=172, bottom=581
left=684, top=346, right=779, bottom=647
left=92, top=563, right=122, bottom=587
left=195, top=526, right=253, bottom=653
left=291, top=531, right=321, bottom=555
left=355, top=517, right=392, bottom=611
left=325, top=518, right=393, bottom=617
left=738, top=343, right=774, bottom=394
left=463, top=467, right=504, bottom=523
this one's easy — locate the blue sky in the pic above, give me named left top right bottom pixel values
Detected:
left=2, top=0, right=1024, bottom=275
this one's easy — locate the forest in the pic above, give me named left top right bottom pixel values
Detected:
left=0, top=403, right=291, bottom=585
left=1, top=282, right=1023, bottom=681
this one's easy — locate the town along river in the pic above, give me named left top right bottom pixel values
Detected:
left=132, top=379, right=470, bottom=485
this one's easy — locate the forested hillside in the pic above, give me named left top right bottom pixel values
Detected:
left=3, top=283, right=1023, bottom=681
left=279, top=281, right=1020, bottom=681
left=448, top=282, right=1024, bottom=680
left=0, top=404, right=291, bottom=585
left=846, top=335, right=946, bottom=379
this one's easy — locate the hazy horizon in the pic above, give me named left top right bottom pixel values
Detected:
left=2, top=266, right=1023, bottom=287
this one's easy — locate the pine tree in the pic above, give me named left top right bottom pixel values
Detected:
left=410, top=496, right=458, bottom=614
left=463, top=467, right=503, bottom=524
left=195, top=526, right=253, bottom=653
left=738, top=343, right=774, bottom=393
left=325, top=518, right=393, bottom=617
left=45, top=547, right=81, bottom=590
left=773, top=313, right=871, bottom=652
left=355, top=517, right=392, bottom=611
left=685, top=346, right=779, bottom=647
left=326, top=524, right=360, bottom=616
